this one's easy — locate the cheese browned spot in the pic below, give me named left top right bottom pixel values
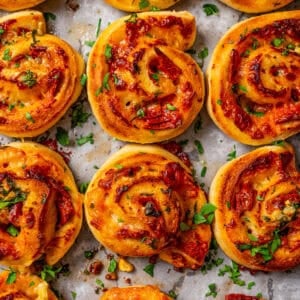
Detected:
left=0, top=0, right=45, bottom=11
left=210, top=144, right=300, bottom=271
left=207, top=11, right=300, bottom=145
left=104, top=0, right=181, bottom=12
left=0, top=11, right=84, bottom=137
left=87, top=11, right=205, bottom=143
left=101, top=285, right=172, bottom=300
left=0, top=142, right=83, bottom=269
left=85, top=144, right=211, bottom=270
left=218, top=0, right=293, bottom=13
left=0, top=270, right=57, bottom=299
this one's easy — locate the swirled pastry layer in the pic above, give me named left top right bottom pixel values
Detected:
left=87, top=11, right=204, bottom=143
left=85, top=145, right=211, bottom=270
left=101, top=285, right=172, bottom=300
left=0, top=0, right=45, bottom=11
left=0, top=11, right=84, bottom=137
left=104, top=0, right=181, bottom=12
left=0, top=142, right=83, bottom=269
left=207, top=11, right=300, bottom=145
left=210, top=144, right=300, bottom=271
left=218, top=0, right=293, bottom=13
left=0, top=270, right=57, bottom=299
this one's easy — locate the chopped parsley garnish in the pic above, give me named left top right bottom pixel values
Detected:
left=137, top=108, right=145, bottom=118
left=71, top=291, right=77, bottom=300
left=272, top=38, right=284, bottom=47
left=201, top=166, right=207, bottom=177
left=198, top=47, right=209, bottom=66
left=56, top=127, right=70, bottom=146
left=79, top=182, right=89, bottom=194
left=2, top=48, right=11, bottom=61
left=217, top=99, right=222, bottom=105
left=71, top=102, right=91, bottom=128
left=203, top=4, right=219, bottom=16
left=193, top=203, right=216, bottom=225
left=0, top=28, right=5, bottom=35
left=25, top=112, right=35, bottom=123
left=6, top=224, right=19, bottom=237
left=218, top=261, right=245, bottom=286
left=166, top=103, right=176, bottom=111
left=95, top=278, right=104, bottom=289
left=252, top=38, right=259, bottom=50
left=194, top=139, right=204, bottom=154
left=227, top=145, right=236, bottom=161
left=125, top=13, right=138, bottom=23
left=6, top=269, right=17, bottom=284
left=22, top=70, right=37, bottom=88
left=95, top=73, right=110, bottom=95
left=40, top=265, right=62, bottom=282
left=84, top=249, right=97, bottom=260
left=108, top=258, right=117, bottom=272
left=205, top=283, right=217, bottom=298
left=0, top=181, right=27, bottom=210
left=85, top=40, right=95, bottom=47
left=168, top=290, right=177, bottom=299
left=194, top=115, right=202, bottom=133
left=180, top=222, right=191, bottom=231
left=272, top=140, right=285, bottom=147
left=104, top=44, right=112, bottom=59
left=80, top=74, right=88, bottom=86
left=151, top=72, right=160, bottom=81
left=76, top=133, right=94, bottom=146
left=245, top=106, right=265, bottom=117
left=143, top=263, right=155, bottom=277
left=247, top=281, right=256, bottom=290
left=43, top=12, right=56, bottom=22
left=139, top=0, right=149, bottom=9
left=96, top=18, right=102, bottom=37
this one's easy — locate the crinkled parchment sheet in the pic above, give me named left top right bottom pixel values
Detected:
left=0, top=0, right=300, bottom=299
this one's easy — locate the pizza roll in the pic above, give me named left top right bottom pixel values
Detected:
left=104, top=0, right=181, bottom=12
left=85, top=145, right=211, bottom=270
left=101, top=285, right=172, bottom=300
left=0, top=11, right=84, bottom=137
left=0, top=142, right=83, bottom=269
left=207, top=11, right=300, bottom=145
left=210, top=144, right=300, bottom=271
left=0, top=270, right=57, bottom=299
left=87, top=11, right=205, bottom=143
left=218, top=0, right=293, bottom=13
left=0, top=0, right=45, bottom=11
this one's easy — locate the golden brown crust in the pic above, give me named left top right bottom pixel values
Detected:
left=85, top=144, right=211, bottom=270
left=0, top=0, right=45, bottom=11
left=207, top=10, right=300, bottom=145
left=104, top=0, right=181, bottom=12
left=0, top=270, right=57, bottom=299
left=0, top=11, right=84, bottom=137
left=219, top=0, right=293, bottom=13
left=100, top=285, right=172, bottom=300
left=87, top=11, right=205, bottom=143
left=210, top=144, right=300, bottom=271
left=0, top=142, right=83, bottom=269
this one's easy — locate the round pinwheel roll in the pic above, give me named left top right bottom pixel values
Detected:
left=87, top=11, right=205, bottom=143
left=218, top=0, right=293, bottom=13
left=0, top=11, right=84, bottom=137
left=0, top=142, right=83, bottom=269
left=0, top=270, right=57, bottom=299
left=104, top=0, right=181, bottom=12
left=210, top=144, right=300, bottom=271
left=0, top=0, right=45, bottom=11
left=207, top=11, right=300, bottom=145
left=101, top=285, right=172, bottom=300
left=85, top=145, right=211, bottom=270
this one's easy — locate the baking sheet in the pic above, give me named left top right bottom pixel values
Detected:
left=1, top=0, right=300, bottom=299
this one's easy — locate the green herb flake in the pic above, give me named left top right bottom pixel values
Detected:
left=194, top=139, right=204, bottom=154
left=2, top=48, right=11, bottom=61
left=125, top=13, right=138, bottom=24
left=203, top=4, right=219, bottom=16
left=198, top=46, right=209, bottom=66
left=40, top=265, right=63, bottom=282
left=84, top=249, right=97, bottom=260
left=104, top=44, right=112, bottom=59
left=95, top=279, right=104, bottom=289
left=201, top=166, right=207, bottom=177
left=29, top=281, right=35, bottom=287
left=115, top=164, right=123, bottom=170
left=76, top=133, right=94, bottom=146
left=43, top=12, right=56, bottom=22
left=85, top=40, right=95, bottom=47
left=256, top=194, right=264, bottom=201
left=71, top=103, right=91, bottom=128
left=179, top=222, right=190, bottom=232
left=216, top=99, right=222, bottom=105
left=247, top=281, right=256, bottom=290
left=272, top=140, right=285, bottom=147
left=226, top=201, right=231, bottom=209
left=137, top=108, right=145, bottom=118
left=71, top=291, right=77, bottom=300
left=168, top=290, right=177, bottom=299
left=55, top=127, right=70, bottom=146
left=272, top=38, right=284, bottom=47
left=80, top=74, right=88, bottom=86
left=79, top=182, right=89, bottom=194
left=205, top=283, right=217, bottom=298
left=96, top=18, right=102, bottom=37
left=6, top=269, right=17, bottom=284
left=193, top=203, right=217, bottom=225
left=166, top=103, right=176, bottom=111
left=22, top=70, right=37, bottom=88
left=194, top=116, right=202, bottom=133
left=151, top=72, right=160, bottom=81
left=143, top=263, right=155, bottom=277
left=227, top=145, right=236, bottom=161
left=108, top=258, right=117, bottom=272
left=25, top=112, right=35, bottom=123
left=0, top=28, right=5, bottom=35
left=139, top=0, right=150, bottom=9
left=252, top=38, right=259, bottom=50
left=247, top=233, right=258, bottom=242
left=6, top=224, right=19, bottom=237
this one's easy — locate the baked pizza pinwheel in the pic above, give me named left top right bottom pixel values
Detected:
left=210, top=144, right=300, bottom=271
left=104, top=0, right=181, bottom=12
left=0, top=11, right=84, bottom=137
left=101, top=285, right=172, bottom=300
left=0, top=142, right=83, bottom=269
left=0, top=0, right=45, bottom=11
left=0, top=270, right=57, bottom=299
left=207, top=11, right=300, bottom=145
left=85, top=145, right=211, bottom=270
left=218, top=0, right=293, bottom=13
left=87, top=11, right=205, bottom=143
